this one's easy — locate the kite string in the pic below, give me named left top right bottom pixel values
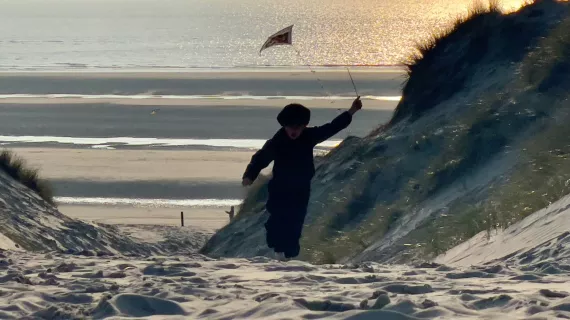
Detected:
left=292, top=45, right=356, bottom=139
left=346, top=67, right=359, bottom=97
left=291, top=45, right=333, bottom=101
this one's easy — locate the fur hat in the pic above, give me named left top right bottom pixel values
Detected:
left=277, top=103, right=310, bottom=126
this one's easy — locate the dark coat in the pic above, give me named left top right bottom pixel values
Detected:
left=243, top=111, right=352, bottom=212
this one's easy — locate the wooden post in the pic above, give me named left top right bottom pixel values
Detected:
left=181, top=211, right=184, bottom=227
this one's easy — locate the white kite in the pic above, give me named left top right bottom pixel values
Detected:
left=259, top=25, right=293, bottom=55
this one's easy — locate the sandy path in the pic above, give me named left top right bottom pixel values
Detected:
left=1, top=251, right=569, bottom=319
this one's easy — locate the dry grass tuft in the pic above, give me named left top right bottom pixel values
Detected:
left=0, top=149, right=55, bottom=205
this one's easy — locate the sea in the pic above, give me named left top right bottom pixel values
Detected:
left=0, top=0, right=526, bottom=70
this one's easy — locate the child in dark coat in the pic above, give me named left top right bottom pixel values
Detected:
left=242, top=97, right=363, bottom=258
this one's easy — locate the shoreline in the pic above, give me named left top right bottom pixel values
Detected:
left=0, top=69, right=404, bottom=103
left=0, top=65, right=405, bottom=75
left=0, top=96, right=399, bottom=109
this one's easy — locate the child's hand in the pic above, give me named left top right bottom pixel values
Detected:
left=349, top=96, right=362, bottom=115
left=242, top=177, right=253, bottom=186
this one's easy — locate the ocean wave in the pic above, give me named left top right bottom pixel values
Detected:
left=0, top=135, right=341, bottom=149
left=55, top=196, right=241, bottom=208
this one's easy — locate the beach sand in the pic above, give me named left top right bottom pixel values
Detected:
left=11, top=146, right=267, bottom=201
left=3, top=192, right=570, bottom=320
left=2, top=249, right=569, bottom=320
left=12, top=148, right=260, bottom=182
left=58, top=205, right=231, bottom=231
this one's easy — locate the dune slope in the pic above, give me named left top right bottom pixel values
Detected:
left=202, top=0, right=570, bottom=265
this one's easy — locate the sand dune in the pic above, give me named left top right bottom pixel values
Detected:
left=2, top=174, right=570, bottom=319
left=436, top=193, right=570, bottom=269
left=0, top=168, right=213, bottom=255
left=1, top=249, right=570, bottom=319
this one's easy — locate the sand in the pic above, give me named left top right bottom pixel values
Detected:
left=2, top=191, right=570, bottom=319
left=2, top=175, right=570, bottom=320
left=11, top=146, right=267, bottom=201
left=13, top=148, right=259, bottom=182
left=58, top=205, right=231, bottom=232
left=1, top=250, right=570, bottom=319
left=436, top=193, right=570, bottom=268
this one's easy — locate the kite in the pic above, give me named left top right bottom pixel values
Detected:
left=259, top=25, right=293, bottom=55
left=258, top=24, right=358, bottom=97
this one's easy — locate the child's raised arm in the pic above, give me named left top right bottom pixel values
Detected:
left=309, top=97, right=362, bottom=145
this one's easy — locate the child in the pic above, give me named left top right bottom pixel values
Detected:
left=242, top=97, right=363, bottom=258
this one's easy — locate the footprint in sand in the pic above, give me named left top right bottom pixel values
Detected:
left=540, top=289, right=569, bottom=298
left=470, top=295, right=514, bottom=310
left=55, top=262, right=78, bottom=273
left=95, top=293, right=188, bottom=318
left=143, top=265, right=195, bottom=277
left=445, top=270, right=496, bottom=279
left=383, top=284, right=434, bottom=295
left=214, top=263, right=241, bottom=269
left=550, top=299, right=570, bottom=312
left=294, top=298, right=357, bottom=312
left=264, top=265, right=317, bottom=272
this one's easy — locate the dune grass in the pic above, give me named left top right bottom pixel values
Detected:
left=0, top=149, right=55, bottom=205
left=390, top=1, right=504, bottom=124
left=388, top=0, right=553, bottom=125
left=411, top=112, right=570, bottom=259
left=394, top=14, right=570, bottom=260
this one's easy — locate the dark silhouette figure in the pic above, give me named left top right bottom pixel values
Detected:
left=242, top=97, right=363, bottom=258
left=225, top=206, right=235, bottom=221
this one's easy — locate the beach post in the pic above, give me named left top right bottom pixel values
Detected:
left=181, top=211, right=184, bottom=227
